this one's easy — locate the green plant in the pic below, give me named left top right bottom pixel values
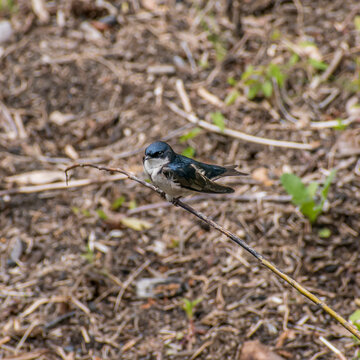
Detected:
left=201, top=16, right=227, bottom=61
left=308, top=58, right=328, bottom=71
left=210, top=111, right=225, bottom=132
left=0, top=0, right=16, bottom=12
left=179, top=128, right=202, bottom=143
left=82, top=245, right=95, bottom=263
left=354, top=16, right=360, bottom=31
left=111, top=196, right=126, bottom=210
left=241, top=63, right=285, bottom=100
left=318, top=228, right=331, bottom=238
left=96, top=209, right=108, bottom=220
left=181, top=146, right=195, bottom=158
left=280, top=170, right=336, bottom=223
left=182, top=297, right=202, bottom=321
left=224, top=89, right=240, bottom=105
left=350, top=309, right=360, bottom=344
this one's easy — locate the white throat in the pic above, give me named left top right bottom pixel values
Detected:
left=144, top=157, right=169, bottom=178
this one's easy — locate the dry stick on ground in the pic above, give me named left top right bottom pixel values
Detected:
left=167, top=101, right=319, bottom=150
left=65, top=163, right=360, bottom=341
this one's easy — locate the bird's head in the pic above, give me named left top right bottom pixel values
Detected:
left=144, top=141, right=175, bottom=165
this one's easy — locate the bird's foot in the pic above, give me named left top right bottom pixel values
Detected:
left=171, top=198, right=180, bottom=206
left=165, top=194, right=181, bottom=206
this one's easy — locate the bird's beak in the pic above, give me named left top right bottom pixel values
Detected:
left=144, top=155, right=150, bottom=161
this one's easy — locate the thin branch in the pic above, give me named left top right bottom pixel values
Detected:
left=126, top=193, right=292, bottom=215
left=65, top=163, right=360, bottom=341
left=176, top=79, right=193, bottom=113
left=0, top=174, right=127, bottom=198
left=167, top=101, right=319, bottom=150
left=310, top=45, right=346, bottom=89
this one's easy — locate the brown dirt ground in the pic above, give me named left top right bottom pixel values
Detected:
left=1, top=1, right=360, bottom=359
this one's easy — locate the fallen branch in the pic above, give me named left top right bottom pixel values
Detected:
left=65, top=163, right=360, bottom=341
left=167, top=101, right=319, bottom=150
left=0, top=174, right=126, bottom=198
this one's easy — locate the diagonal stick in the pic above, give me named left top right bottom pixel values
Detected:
left=65, top=163, right=360, bottom=341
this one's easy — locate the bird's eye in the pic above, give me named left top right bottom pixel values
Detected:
left=157, top=151, right=164, bottom=156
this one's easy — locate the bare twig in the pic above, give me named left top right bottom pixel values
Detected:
left=114, top=259, right=151, bottom=311
left=272, top=79, right=299, bottom=124
left=0, top=100, right=18, bottom=139
left=319, top=336, right=347, bottom=360
left=197, top=87, right=224, bottom=107
left=310, top=45, right=346, bottom=89
left=176, top=79, right=193, bottom=113
left=65, top=163, right=360, bottom=341
left=167, top=101, right=319, bottom=150
left=0, top=174, right=127, bottom=198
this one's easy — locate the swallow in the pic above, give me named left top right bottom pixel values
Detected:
left=143, top=141, right=247, bottom=202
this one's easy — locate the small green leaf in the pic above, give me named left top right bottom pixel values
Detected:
left=82, top=245, right=94, bottom=263
left=299, top=40, right=317, bottom=48
left=128, top=200, right=137, bottom=210
left=241, top=65, right=254, bottom=81
left=307, top=182, right=319, bottom=199
left=267, top=63, right=285, bottom=87
left=71, top=206, right=80, bottom=215
left=354, top=16, right=360, bottom=31
left=179, top=128, right=202, bottom=142
left=321, top=170, right=336, bottom=201
left=182, top=299, right=193, bottom=319
left=318, top=228, right=331, bottom=238
left=224, top=89, right=240, bottom=105
left=308, top=58, right=328, bottom=71
left=350, top=309, right=360, bottom=330
left=333, top=119, right=348, bottom=131
left=288, top=53, right=299, bottom=66
left=271, top=29, right=281, bottom=41
left=181, top=146, right=195, bottom=158
left=199, top=58, right=209, bottom=69
left=262, top=80, right=273, bottom=97
left=81, top=209, right=91, bottom=217
left=96, top=209, right=108, bottom=220
left=247, top=83, right=262, bottom=99
left=210, top=111, right=225, bottom=132
left=227, top=77, right=237, bottom=86
left=300, top=201, right=319, bottom=223
left=111, top=196, right=126, bottom=210
left=280, top=173, right=311, bottom=206
left=182, top=297, right=202, bottom=320
left=214, top=41, right=227, bottom=61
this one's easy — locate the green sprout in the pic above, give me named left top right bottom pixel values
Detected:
left=350, top=309, right=360, bottom=344
left=82, top=245, right=95, bottom=263
left=182, top=297, right=203, bottom=321
left=210, top=111, right=225, bottom=132
left=111, top=196, right=126, bottom=210
left=181, top=146, right=196, bottom=158
left=179, top=128, right=202, bottom=143
left=281, top=170, right=336, bottom=223
left=241, top=63, right=285, bottom=100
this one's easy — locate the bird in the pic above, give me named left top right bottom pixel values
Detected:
left=143, top=141, right=247, bottom=202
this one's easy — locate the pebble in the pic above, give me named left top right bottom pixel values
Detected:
left=0, top=21, right=13, bottom=44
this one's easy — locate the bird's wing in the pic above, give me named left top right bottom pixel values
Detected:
left=162, top=162, right=234, bottom=194
left=178, top=155, right=247, bottom=180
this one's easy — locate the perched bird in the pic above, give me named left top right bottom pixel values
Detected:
left=143, top=141, right=247, bottom=202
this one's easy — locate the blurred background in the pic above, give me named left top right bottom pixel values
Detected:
left=0, top=0, right=360, bottom=359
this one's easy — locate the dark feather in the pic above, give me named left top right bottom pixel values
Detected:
left=176, top=155, right=247, bottom=180
left=162, top=161, right=235, bottom=194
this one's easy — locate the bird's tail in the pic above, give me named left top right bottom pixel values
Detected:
left=213, top=165, right=248, bottom=180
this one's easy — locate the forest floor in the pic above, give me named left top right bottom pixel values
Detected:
left=1, top=1, right=360, bottom=359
